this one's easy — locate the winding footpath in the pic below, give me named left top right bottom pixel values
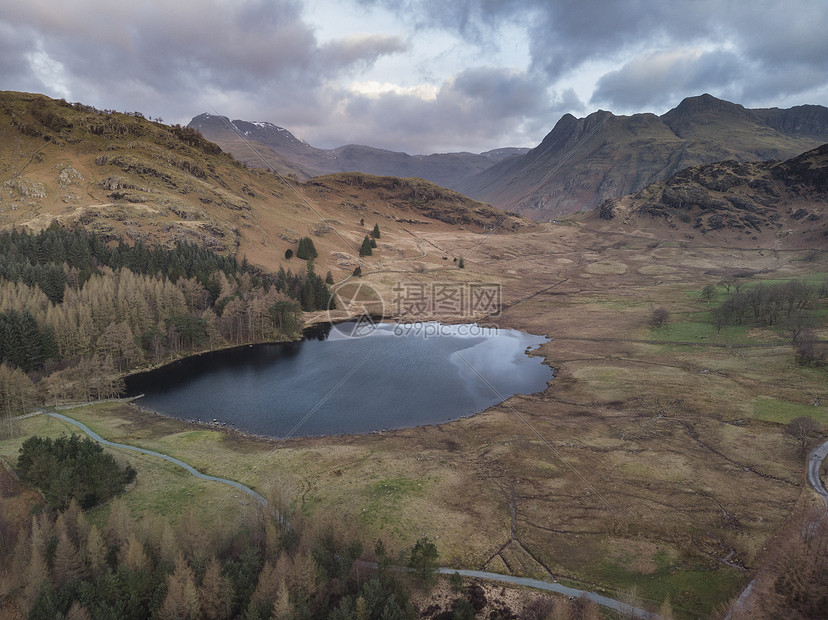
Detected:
left=726, top=437, right=828, bottom=619
left=28, top=410, right=657, bottom=618
left=435, top=569, right=657, bottom=618
left=807, top=438, right=828, bottom=508
left=37, top=410, right=267, bottom=506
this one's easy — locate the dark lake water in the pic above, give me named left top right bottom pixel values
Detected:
left=125, top=322, right=553, bottom=437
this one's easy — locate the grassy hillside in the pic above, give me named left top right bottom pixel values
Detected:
left=0, top=91, right=523, bottom=279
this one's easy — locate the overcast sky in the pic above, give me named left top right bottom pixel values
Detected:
left=3, top=0, right=827, bottom=154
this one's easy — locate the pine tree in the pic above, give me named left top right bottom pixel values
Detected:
left=200, top=556, right=232, bottom=620
left=290, top=550, right=318, bottom=607
left=53, top=526, right=84, bottom=587
left=354, top=596, right=368, bottom=620
left=64, top=498, right=87, bottom=548
left=408, top=537, right=439, bottom=587
left=359, top=236, right=373, bottom=257
left=284, top=248, right=293, bottom=260
left=22, top=550, right=49, bottom=616
left=658, top=597, right=675, bottom=620
left=159, top=552, right=201, bottom=620
left=159, top=521, right=180, bottom=566
left=296, top=237, right=318, bottom=260
left=120, top=534, right=149, bottom=572
left=353, top=266, right=362, bottom=278
left=84, top=524, right=107, bottom=577
left=106, top=498, right=132, bottom=547
left=250, top=560, right=283, bottom=611
left=66, top=601, right=92, bottom=620
left=325, top=271, right=334, bottom=285
left=177, top=507, right=209, bottom=565
left=371, top=223, right=380, bottom=239
left=458, top=257, right=465, bottom=269
left=22, top=519, right=50, bottom=615
left=272, top=580, right=292, bottom=619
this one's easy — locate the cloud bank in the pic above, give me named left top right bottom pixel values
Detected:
left=1, top=0, right=826, bottom=153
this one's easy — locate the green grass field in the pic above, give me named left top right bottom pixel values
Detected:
left=752, top=396, right=828, bottom=425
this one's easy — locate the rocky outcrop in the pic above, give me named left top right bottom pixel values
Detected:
left=598, top=143, right=827, bottom=236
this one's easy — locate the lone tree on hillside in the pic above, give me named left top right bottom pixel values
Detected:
left=359, top=236, right=373, bottom=257
left=296, top=237, right=318, bottom=260
left=649, top=307, right=670, bottom=328
left=352, top=266, right=362, bottom=277
left=784, top=416, right=820, bottom=456
left=793, top=327, right=826, bottom=366
left=701, top=284, right=716, bottom=302
left=284, top=248, right=293, bottom=260
left=458, top=257, right=465, bottom=269
left=371, top=223, right=381, bottom=239
left=408, top=537, right=439, bottom=587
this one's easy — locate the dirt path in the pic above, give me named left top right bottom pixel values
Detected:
left=437, top=568, right=658, bottom=619
left=807, top=439, right=828, bottom=508
left=29, top=409, right=660, bottom=617
left=36, top=410, right=268, bottom=506
left=727, top=439, right=828, bottom=618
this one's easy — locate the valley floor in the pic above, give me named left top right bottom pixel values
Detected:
left=2, top=221, right=826, bottom=618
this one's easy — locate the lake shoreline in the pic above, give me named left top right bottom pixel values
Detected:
left=124, top=321, right=554, bottom=438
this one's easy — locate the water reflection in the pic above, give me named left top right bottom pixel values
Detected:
left=126, top=322, right=553, bottom=437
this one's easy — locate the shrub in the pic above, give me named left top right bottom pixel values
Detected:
left=649, top=307, right=670, bottom=328
left=17, top=434, right=136, bottom=509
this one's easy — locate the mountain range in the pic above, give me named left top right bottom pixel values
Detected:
left=1, top=90, right=824, bottom=265
left=191, top=95, right=828, bottom=221
left=187, top=113, right=527, bottom=190
left=0, top=91, right=517, bottom=274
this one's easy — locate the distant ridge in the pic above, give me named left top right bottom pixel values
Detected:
left=0, top=90, right=521, bottom=273
left=455, top=94, right=828, bottom=220
left=187, top=113, right=528, bottom=191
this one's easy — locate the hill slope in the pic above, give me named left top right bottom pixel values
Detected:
left=458, top=94, right=828, bottom=220
left=187, top=113, right=528, bottom=191
left=590, top=142, right=828, bottom=248
left=0, top=92, right=524, bottom=275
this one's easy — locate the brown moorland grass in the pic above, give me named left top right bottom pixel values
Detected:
left=1, top=216, right=825, bottom=617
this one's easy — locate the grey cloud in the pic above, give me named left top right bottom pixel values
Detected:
left=304, top=68, right=578, bottom=154
left=0, top=23, right=42, bottom=92
left=591, top=49, right=744, bottom=111
left=320, top=34, right=407, bottom=69
left=2, top=0, right=826, bottom=155
left=362, top=0, right=828, bottom=115
left=0, top=0, right=400, bottom=124
left=451, top=67, right=548, bottom=116
left=733, top=3, right=828, bottom=68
